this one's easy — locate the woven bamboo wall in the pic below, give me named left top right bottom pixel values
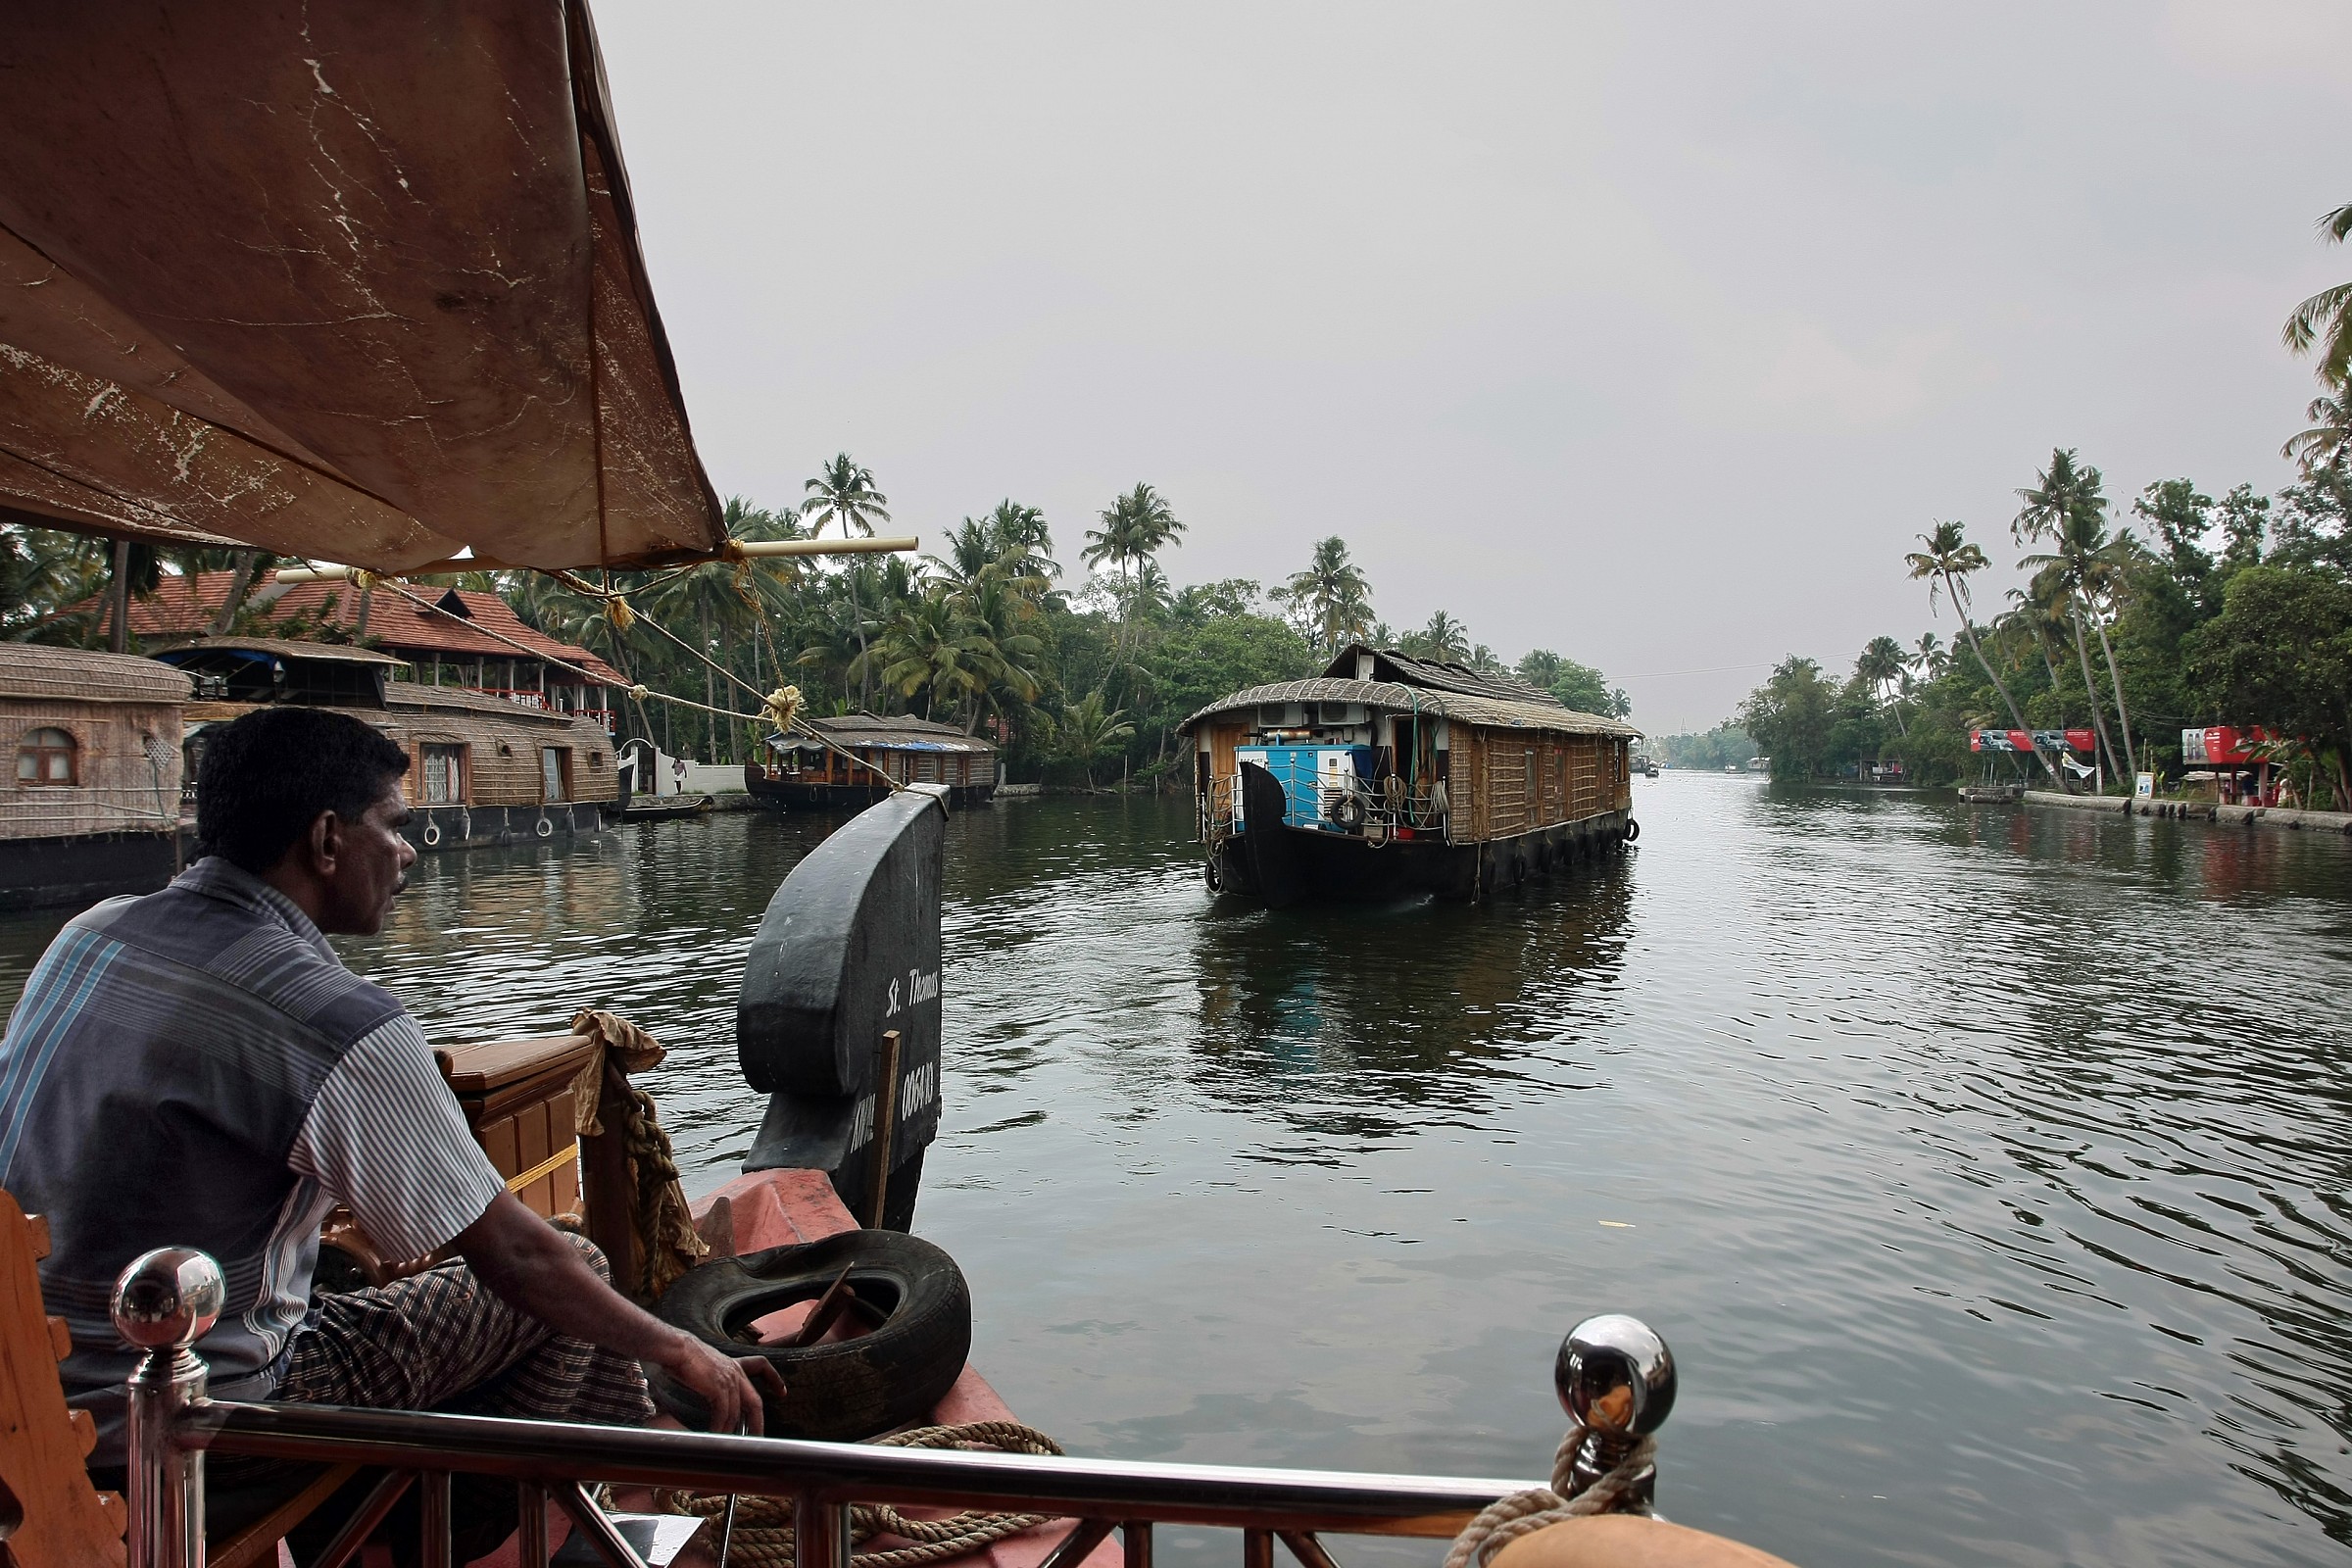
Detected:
left=389, top=706, right=619, bottom=808
left=0, top=698, right=184, bottom=842
left=1455, top=727, right=1626, bottom=841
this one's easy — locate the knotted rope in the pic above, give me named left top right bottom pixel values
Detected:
left=1440, top=1427, right=1657, bottom=1568
left=657, top=1421, right=1066, bottom=1568
left=566, top=1009, right=708, bottom=1299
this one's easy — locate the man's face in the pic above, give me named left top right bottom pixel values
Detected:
left=319, top=782, right=416, bottom=936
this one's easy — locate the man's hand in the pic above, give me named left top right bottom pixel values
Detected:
left=456, top=1194, right=787, bottom=1434
left=653, top=1333, right=789, bottom=1436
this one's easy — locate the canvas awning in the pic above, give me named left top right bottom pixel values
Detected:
left=0, top=0, right=724, bottom=573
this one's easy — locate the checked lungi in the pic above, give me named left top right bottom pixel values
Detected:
left=278, top=1231, right=655, bottom=1426
left=225, top=1233, right=655, bottom=1565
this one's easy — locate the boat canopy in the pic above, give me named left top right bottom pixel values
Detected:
left=1179, top=677, right=1640, bottom=740
left=0, top=0, right=724, bottom=574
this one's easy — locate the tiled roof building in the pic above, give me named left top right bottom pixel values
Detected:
left=125, top=573, right=627, bottom=728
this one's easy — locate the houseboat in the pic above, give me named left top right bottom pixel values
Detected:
left=747, top=713, right=1000, bottom=809
left=0, top=646, right=191, bottom=911
left=153, top=637, right=622, bottom=852
left=1181, top=645, right=1642, bottom=905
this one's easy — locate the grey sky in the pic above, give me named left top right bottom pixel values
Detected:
left=597, top=2, right=2350, bottom=731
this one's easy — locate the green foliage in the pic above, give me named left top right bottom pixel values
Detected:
left=2184, top=565, right=2352, bottom=807
left=1653, top=725, right=1753, bottom=770
left=1514, top=649, right=1629, bottom=718
left=1739, top=657, right=1839, bottom=779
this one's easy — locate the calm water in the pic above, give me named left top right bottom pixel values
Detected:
left=6, top=778, right=2352, bottom=1567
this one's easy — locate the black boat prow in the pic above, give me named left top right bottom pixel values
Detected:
left=1241, top=760, right=1308, bottom=909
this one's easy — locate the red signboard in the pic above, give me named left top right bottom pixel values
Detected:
left=2180, top=726, right=2276, bottom=765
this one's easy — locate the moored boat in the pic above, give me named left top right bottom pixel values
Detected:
left=159, top=638, right=622, bottom=853
left=1181, top=646, right=1642, bottom=905
left=0, top=646, right=192, bottom=911
left=747, top=715, right=999, bottom=810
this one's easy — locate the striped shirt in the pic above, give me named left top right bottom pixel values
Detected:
left=0, top=858, right=505, bottom=1463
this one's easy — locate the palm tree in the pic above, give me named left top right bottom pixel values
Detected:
left=1402, top=610, right=1471, bottom=664
left=1271, top=536, right=1375, bottom=656
left=1856, top=635, right=1908, bottom=736
left=984, top=500, right=1058, bottom=580
left=2282, top=201, right=2352, bottom=389
left=2283, top=382, right=2352, bottom=475
left=1057, top=690, right=1135, bottom=789
left=804, top=455, right=891, bottom=709
left=1910, top=631, right=1946, bottom=680
left=1903, top=521, right=2050, bottom=781
left=2016, top=450, right=2134, bottom=785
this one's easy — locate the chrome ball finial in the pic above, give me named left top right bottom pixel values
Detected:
left=111, top=1248, right=225, bottom=1351
left=1555, top=1313, right=1676, bottom=1438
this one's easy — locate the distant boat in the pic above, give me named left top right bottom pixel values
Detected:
left=1180, top=645, right=1641, bottom=906
left=747, top=713, right=999, bottom=809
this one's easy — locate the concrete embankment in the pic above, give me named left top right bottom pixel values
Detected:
left=2023, top=789, right=2352, bottom=835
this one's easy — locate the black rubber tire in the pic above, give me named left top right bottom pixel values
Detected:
left=1203, top=857, right=1223, bottom=892
left=1624, top=818, right=1641, bottom=844
left=646, top=1229, right=972, bottom=1440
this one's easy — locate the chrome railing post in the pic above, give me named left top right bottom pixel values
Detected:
left=112, top=1249, right=226, bottom=1568
left=517, top=1481, right=551, bottom=1568
left=419, top=1472, right=452, bottom=1568
left=795, top=1493, right=850, bottom=1568
left=1553, top=1315, right=1677, bottom=1514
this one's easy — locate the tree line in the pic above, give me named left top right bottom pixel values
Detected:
left=1737, top=201, right=2352, bottom=809
left=1, top=472, right=1630, bottom=789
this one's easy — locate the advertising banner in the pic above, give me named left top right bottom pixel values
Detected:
left=1969, top=729, right=2097, bottom=754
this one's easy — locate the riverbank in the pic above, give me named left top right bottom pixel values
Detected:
left=2022, top=787, right=2352, bottom=834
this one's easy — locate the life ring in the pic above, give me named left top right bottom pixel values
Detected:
left=646, top=1229, right=972, bottom=1441
left=1624, top=817, right=1641, bottom=843
left=534, top=813, right=555, bottom=839
left=420, top=819, right=442, bottom=848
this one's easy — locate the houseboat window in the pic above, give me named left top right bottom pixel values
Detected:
left=421, top=744, right=466, bottom=805
left=16, top=727, right=76, bottom=786
left=541, top=747, right=571, bottom=803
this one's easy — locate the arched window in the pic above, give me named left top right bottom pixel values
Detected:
left=17, top=727, right=77, bottom=786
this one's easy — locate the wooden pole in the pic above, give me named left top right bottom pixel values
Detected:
left=580, top=1060, right=645, bottom=1299
left=866, top=1030, right=903, bottom=1229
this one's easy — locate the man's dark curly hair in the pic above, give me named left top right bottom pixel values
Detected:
left=196, top=707, right=411, bottom=873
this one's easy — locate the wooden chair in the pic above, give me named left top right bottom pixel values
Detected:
left=0, top=1187, right=124, bottom=1568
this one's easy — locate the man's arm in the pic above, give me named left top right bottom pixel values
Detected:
left=456, top=1193, right=786, bottom=1434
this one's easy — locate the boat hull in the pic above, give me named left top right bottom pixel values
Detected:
left=401, top=800, right=615, bottom=852
left=1213, top=810, right=1631, bottom=905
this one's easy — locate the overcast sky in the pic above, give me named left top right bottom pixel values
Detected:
left=596, top=2, right=2350, bottom=731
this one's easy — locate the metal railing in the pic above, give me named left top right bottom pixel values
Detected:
left=114, top=1250, right=1674, bottom=1568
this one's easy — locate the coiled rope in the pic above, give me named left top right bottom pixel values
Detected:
left=657, top=1421, right=1066, bottom=1568
left=1440, top=1426, right=1658, bottom=1568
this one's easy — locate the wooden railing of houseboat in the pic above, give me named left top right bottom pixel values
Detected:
left=114, top=1250, right=1675, bottom=1568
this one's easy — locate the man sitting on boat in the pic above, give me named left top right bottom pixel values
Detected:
left=0, top=707, right=779, bottom=1477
